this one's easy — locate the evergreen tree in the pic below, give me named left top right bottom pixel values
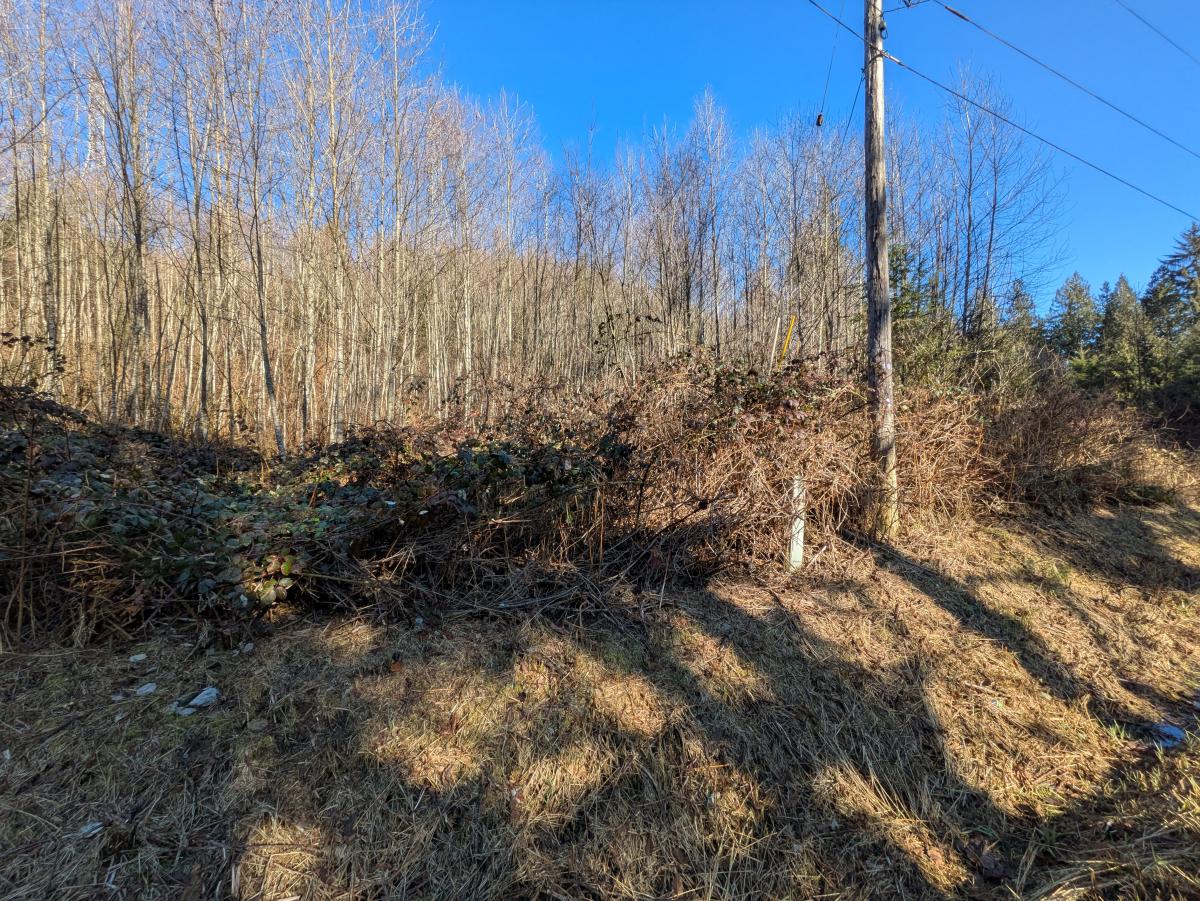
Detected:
left=1046, top=272, right=1099, bottom=360
left=892, top=243, right=956, bottom=385
left=1143, top=265, right=1189, bottom=341
left=1051, top=227, right=1200, bottom=440
left=1166, top=223, right=1200, bottom=311
left=1002, top=278, right=1039, bottom=340
left=1093, top=275, right=1153, bottom=400
left=978, top=278, right=1048, bottom=396
left=1141, top=224, right=1200, bottom=341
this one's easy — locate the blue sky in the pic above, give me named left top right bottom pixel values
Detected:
left=422, top=0, right=1200, bottom=304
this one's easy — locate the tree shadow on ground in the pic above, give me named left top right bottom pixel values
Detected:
left=226, top=589, right=1008, bottom=898
left=1023, top=501, right=1200, bottom=595
left=875, top=500, right=1199, bottom=722
left=170, top=503, right=1199, bottom=899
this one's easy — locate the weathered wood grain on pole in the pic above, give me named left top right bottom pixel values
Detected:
left=864, top=0, right=900, bottom=539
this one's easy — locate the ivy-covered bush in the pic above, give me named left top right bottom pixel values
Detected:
left=0, top=385, right=611, bottom=642
left=0, top=350, right=1173, bottom=646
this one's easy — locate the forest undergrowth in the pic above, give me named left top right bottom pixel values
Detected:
left=1, top=356, right=1199, bottom=899
left=0, top=353, right=1189, bottom=645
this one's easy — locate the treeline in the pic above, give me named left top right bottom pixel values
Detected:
left=1042, top=226, right=1200, bottom=434
left=0, top=0, right=1074, bottom=453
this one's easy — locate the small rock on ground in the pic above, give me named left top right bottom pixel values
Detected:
left=187, top=687, right=219, bottom=707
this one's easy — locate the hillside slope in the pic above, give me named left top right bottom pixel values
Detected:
left=2, top=500, right=1197, bottom=899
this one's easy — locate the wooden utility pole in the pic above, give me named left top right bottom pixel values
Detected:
left=864, top=0, right=899, bottom=539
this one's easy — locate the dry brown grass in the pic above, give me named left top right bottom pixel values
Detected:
left=2, top=357, right=1182, bottom=647
left=2, top=497, right=1197, bottom=899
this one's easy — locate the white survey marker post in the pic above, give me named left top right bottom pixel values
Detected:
left=789, top=475, right=807, bottom=571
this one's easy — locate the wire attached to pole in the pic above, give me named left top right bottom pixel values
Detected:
left=803, top=0, right=1200, bottom=221
left=817, top=0, right=847, bottom=126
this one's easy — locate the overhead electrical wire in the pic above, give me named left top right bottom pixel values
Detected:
left=1113, top=0, right=1200, bottom=70
left=931, top=1, right=1200, bottom=162
left=803, top=0, right=1200, bottom=221
left=884, top=0, right=934, bottom=13
left=840, top=71, right=865, bottom=150
left=817, top=0, right=847, bottom=124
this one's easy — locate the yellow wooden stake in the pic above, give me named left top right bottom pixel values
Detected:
left=776, top=314, right=796, bottom=371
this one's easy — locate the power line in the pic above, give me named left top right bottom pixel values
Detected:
left=1113, top=0, right=1200, bottom=70
left=804, top=0, right=1200, bottom=222
left=933, top=1, right=1200, bottom=163
left=839, top=71, right=865, bottom=150
left=895, top=65, right=1199, bottom=220
left=884, top=0, right=934, bottom=13
left=818, top=0, right=846, bottom=116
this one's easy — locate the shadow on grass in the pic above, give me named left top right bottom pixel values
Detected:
left=162, top=501, right=1200, bottom=898
left=876, top=497, right=1199, bottom=715
left=1030, top=502, right=1200, bottom=594
left=226, top=593, right=996, bottom=897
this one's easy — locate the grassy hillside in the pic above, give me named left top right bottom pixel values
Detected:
left=0, top=371, right=1198, bottom=898
left=2, top=503, right=1198, bottom=898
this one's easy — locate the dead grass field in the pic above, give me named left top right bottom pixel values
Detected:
left=2, top=500, right=1198, bottom=899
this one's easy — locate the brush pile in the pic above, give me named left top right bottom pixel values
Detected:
left=0, top=355, right=1183, bottom=644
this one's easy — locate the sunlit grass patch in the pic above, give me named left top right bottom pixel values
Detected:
left=3, top=499, right=1199, bottom=898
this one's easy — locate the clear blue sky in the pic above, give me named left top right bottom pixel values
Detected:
left=422, top=0, right=1200, bottom=305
